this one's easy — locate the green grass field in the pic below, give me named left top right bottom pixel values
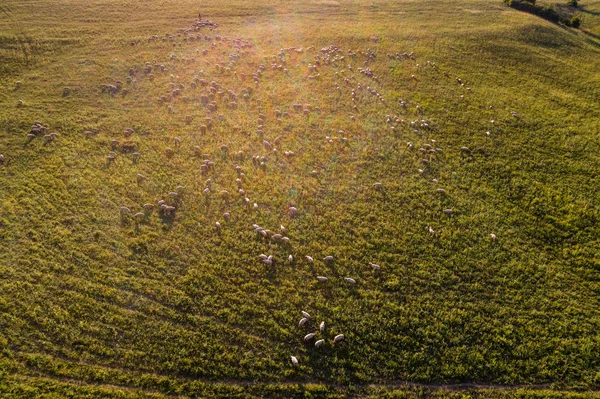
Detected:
left=1, top=0, right=600, bottom=397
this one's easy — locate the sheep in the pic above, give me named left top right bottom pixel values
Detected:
left=143, top=204, right=154, bottom=210
left=120, top=206, right=131, bottom=213
left=443, top=209, right=453, bottom=215
left=134, top=212, right=145, bottom=219
left=319, top=321, right=325, bottom=332
left=511, top=111, right=519, bottom=118
left=315, top=339, right=324, bottom=348
left=490, top=233, right=497, bottom=241
left=280, top=225, right=286, bottom=233
left=369, top=262, right=381, bottom=271
left=223, top=212, right=231, bottom=221
left=165, top=147, right=174, bottom=157
left=333, top=334, right=345, bottom=343
left=215, top=221, right=221, bottom=231
left=299, top=317, right=309, bottom=327
left=374, top=182, right=383, bottom=188
left=344, top=277, right=356, bottom=284
left=291, top=356, right=298, bottom=366
left=436, top=188, right=446, bottom=195
left=317, top=276, right=328, bottom=282
left=306, top=256, right=314, bottom=263
left=288, top=255, right=293, bottom=263
left=132, top=152, right=140, bottom=162
left=323, top=256, right=334, bottom=262
left=289, top=206, right=297, bottom=216
left=301, top=311, right=311, bottom=319
left=137, top=173, right=146, bottom=183
left=304, top=333, right=316, bottom=341
left=174, top=137, right=181, bottom=148
left=282, top=237, right=290, bottom=244
left=428, top=226, right=435, bottom=235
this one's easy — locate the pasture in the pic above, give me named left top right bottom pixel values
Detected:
left=1, top=0, right=600, bottom=397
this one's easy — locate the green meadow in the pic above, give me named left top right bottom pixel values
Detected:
left=1, top=0, right=600, bottom=397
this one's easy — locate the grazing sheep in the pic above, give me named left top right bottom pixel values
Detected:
left=301, top=311, right=311, bottom=319
left=317, top=276, right=328, bottom=282
left=134, top=212, right=145, bottom=219
left=374, top=182, right=383, bottom=188
left=291, top=356, right=298, bottom=366
left=344, top=277, right=356, bottom=284
left=315, top=339, right=324, bottom=348
left=304, top=333, right=316, bottom=341
left=369, top=262, right=381, bottom=271
left=174, top=137, right=181, bottom=148
left=143, top=203, right=154, bottom=210
left=443, top=209, right=453, bottom=215
left=289, top=206, right=297, bottom=216
left=306, top=256, right=314, bottom=263
left=319, top=321, right=325, bottom=332
left=120, top=206, right=131, bottom=213
left=490, top=233, right=497, bottom=241
left=323, top=256, right=334, bottom=262
left=132, top=152, right=140, bottom=162
left=299, top=317, right=309, bottom=327
left=333, top=334, right=345, bottom=343
left=223, top=212, right=231, bottom=221
left=215, top=221, right=221, bottom=231
left=428, top=226, right=435, bottom=235
left=436, top=188, right=446, bottom=195
left=288, top=255, right=293, bottom=263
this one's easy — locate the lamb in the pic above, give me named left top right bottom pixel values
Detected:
left=333, top=334, right=345, bottom=343
left=304, top=333, right=316, bottom=341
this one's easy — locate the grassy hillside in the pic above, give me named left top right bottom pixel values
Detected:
left=1, top=0, right=600, bottom=397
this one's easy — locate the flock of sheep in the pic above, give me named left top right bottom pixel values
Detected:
left=6, top=15, right=505, bottom=369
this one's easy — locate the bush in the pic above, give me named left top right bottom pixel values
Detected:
left=568, top=0, right=578, bottom=7
left=570, top=15, right=581, bottom=27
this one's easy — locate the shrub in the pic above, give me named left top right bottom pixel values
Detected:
left=570, top=15, right=581, bottom=27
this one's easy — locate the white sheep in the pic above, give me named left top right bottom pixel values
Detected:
left=319, top=321, right=325, bottom=332
left=344, top=277, right=356, bottom=284
left=301, top=311, right=311, bottom=319
left=315, top=339, right=324, bottom=348
left=333, top=334, right=345, bottom=343
left=304, top=333, right=316, bottom=341
left=306, top=256, right=314, bottom=263
left=299, top=317, right=308, bottom=327
left=291, top=356, right=298, bottom=366
left=317, top=276, right=328, bottom=282
left=369, top=263, right=381, bottom=271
